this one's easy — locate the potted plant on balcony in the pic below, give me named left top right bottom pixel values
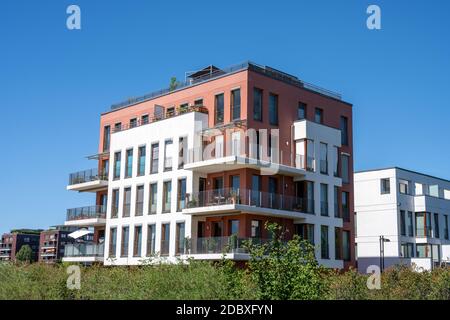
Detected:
left=227, top=234, right=238, bottom=253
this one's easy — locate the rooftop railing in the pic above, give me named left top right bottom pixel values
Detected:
left=66, top=205, right=107, bottom=221
left=186, top=188, right=315, bottom=214
left=68, top=168, right=108, bottom=185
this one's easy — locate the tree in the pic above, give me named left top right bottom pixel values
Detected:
left=169, top=77, right=180, bottom=91
left=244, top=222, right=326, bottom=300
left=15, top=245, right=34, bottom=264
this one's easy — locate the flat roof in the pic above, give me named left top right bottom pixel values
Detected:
left=355, top=167, right=450, bottom=183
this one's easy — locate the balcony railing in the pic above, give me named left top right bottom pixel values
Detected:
left=186, top=188, right=315, bottom=214
left=416, top=227, right=432, bottom=238
left=189, top=236, right=270, bottom=255
left=66, top=205, right=107, bottom=221
left=68, top=168, right=107, bottom=185
left=64, top=243, right=104, bottom=257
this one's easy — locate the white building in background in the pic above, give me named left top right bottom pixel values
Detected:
left=355, top=167, right=450, bottom=272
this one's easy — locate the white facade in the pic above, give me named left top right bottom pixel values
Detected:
left=355, top=168, right=450, bottom=272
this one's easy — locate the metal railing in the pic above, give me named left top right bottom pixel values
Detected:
left=69, top=168, right=108, bottom=185
left=64, top=243, right=104, bottom=257
left=186, top=188, right=315, bottom=214
left=189, top=236, right=270, bottom=255
left=66, top=205, right=107, bottom=221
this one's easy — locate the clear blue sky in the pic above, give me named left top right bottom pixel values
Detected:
left=1, top=0, right=449, bottom=234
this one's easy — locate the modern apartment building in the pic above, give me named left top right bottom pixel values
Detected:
left=355, top=167, right=450, bottom=272
left=0, top=230, right=41, bottom=262
left=65, top=61, right=355, bottom=269
left=38, top=226, right=77, bottom=264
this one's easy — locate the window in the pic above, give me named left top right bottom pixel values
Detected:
left=138, top=146, right=146, bottom=176
left=133, top=226, right=142, bottom=257
left=340, top=116, right=349, bottom=146
left=141, top=114, right=149, bottom=125
left=178, top=137, right=187, bottom=169
left=103, top=125, right=111, bottom=152
left=269, top=93, right=278, bottom=125
left=166, top=107, right=175, bottom=117
left=130, top=118, right=137, bottom=128
left=229, top=220, right=239, bottom=236
left=179, top=103, right=189, bottom=113
left=333, top=146, right=339, bottom=177
left=407, top=211, right=414, bottom=236
left=400, top=210, right=406, bottom=236
left=176, top=222, right=185, bottom=255
left=416, top=212, right=431, bottom=237
left=136, top=185, right=144, bottom=216
left=341, top=154, right=350, bottom=184
left=342, top=191, right=350, bottom=222
left=429, top=185, right=439, bottom=197
left=342, top=230, right=351, bottom=261
left=146, top=224, right=156, bottom=256
left=215, top=93, right=224, bottom=125
left=114, top=122, right=122, bottom=132
left=149, top=183, right=157, bottom=214
left=320, top=142, right=328, bottom=174
left=444, top=215, right=449, bottom=240
left=161, top=223, right=170, bottom=256
left=321, top=225, right=329, bottom=259
left=334, top=186, right=340, bottom=218
left=251, top=220, right=261, bottom=238
left=231, top=88, right=241, bottom=120
left=399, top=181, right=409, bottom=194
left=111, top=189, right=119, bottom=218
left=381, top=178, right=390, bottom=194
left=320, top=184, right=328, bottom=216
left=109, top=227, right=117, bottom=258
left=102, top=159, right=109, bottom=177
left=177, top=178, right=186, bottom=211
left=251, top=175, right=261, bottom=206
left=125, top=149, right=133, bottom=178
left=335, top=228, right=342, bottom=260
left=121, top=226, right=129, bottom=257
left=253, top=88, right=263, bottom=121
left=401, top=243, right=414, bottom=258
left=150, top=143, right=159, bottom=174
left=314, top=108, right=323, bottom=124
left=114, top=151, right=121, bottom=179
left=434, top=213, right=440, bottom=238
left=123, top=187, right=131, bottom=217
left=163, top=181, right=172, bottom=213
left=164, top=140, right=173, bottom=171
left=416, top=244, right=431, bottom=258
left=194, top=99, right=203, bottom=106
left=298, top=102, right=306, bottom=120
left=296, top=224, right=315, bottom=245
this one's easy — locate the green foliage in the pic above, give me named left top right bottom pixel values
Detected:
left=15, top=245, right=34, bottom=264
left=169, top=77, right=181, bottom=91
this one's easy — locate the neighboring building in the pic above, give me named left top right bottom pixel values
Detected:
left=38, top=226, right=77, bottom=264
left=0, top=230, right=41, bottom=262
left=355, top=167, right=450, bottom=272
left=65, top=61, right=355, bottom=269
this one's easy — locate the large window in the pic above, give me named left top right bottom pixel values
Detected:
left=416, top=244, right=431, bottom=258
left=269, top=93, right=278, bottom=125
left=445, top=215, right=449, bottom=240
left=341, top=154, right=350, bottom=184
left=321, top=225, right=329, bottom=259
left=177, top=178, right=186, bottom=211
left=401, top=243, right=414, bottom=258
left=161, top=223, right=170, bottom=256
left=178, top=137, right=187, bottom=169
left=298, top=102, right=306, bottom=120
left=407, top=211, right=414, bottom=236
left=320, top=142, right=328, bottom=174
left=253, top=88, right=263, bottom=121
left=381, top=178, right=390, bottom=194
left=114, top=151, right=121, bottom=179
left=138, top=146, right=146, bottom=176
left=135, top=185, right=144, bottom=216
left=103, top=125, right=111, bottom=152
left=215, top=93, right=224, bottom=125
left=163, top=181, right=172, bottom=213
left=149, top=183, right=157, bottom=214
left=295, top=224, right=314, bottom=245
left=315, top=108, right=323, bottom=124
left=123, top=187, right=131, bottom=217
left=164, top=140, right=173, bottom=171
left=111, top=189, right=119, bottom=218
left=334, top=186, right=340, bottom=218
left=229, top=220, right=240, bottom=236
left=335, top=227, right=342, bottom=260
left=320, top=184, right=329, bottom=216
left=399, top=180, right=409, bottom=194
left=150, top=143, right=159, bottom=174
left=121, top=226, right=129, bottom=257
left=400, top=210, right=406, bottom=236
left=340, top=116, right=349, bottom=146
left=251, top=220, right=261, bottom=238
left=176, top=222, right=185, bottom=255
left=231, top=88, right=241, bottom=120
left=133, top=226, right=142, bottom=257
left=251, top=175, right=261, bottom=206
left=109, top=227, right=117, bottom=258
left=342, top=230, right=351, bottom=261
left=333, top=146, right=339, bottom=177
left=146, top=224, right=156, bottom=256
left=416, top=212, right=432, bottom=237
left=342, top=191, right=350, bottom=222
left=434, top=213, right=440, bottom=238
left=141, top=114, right=149, bottom=125
left=130, top=118, right=137, bottom=128
left=125, top=149, right=133, bottom=178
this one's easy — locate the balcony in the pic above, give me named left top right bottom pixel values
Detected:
left=67, top=168, right=108, bottom=192
left=62, top=243, right=104, bottom=263
left=183, top=188, right=316, bottom=219
left=184, top=148, right=309, bottom=177
left=65, top=205, right=107, bottom=227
